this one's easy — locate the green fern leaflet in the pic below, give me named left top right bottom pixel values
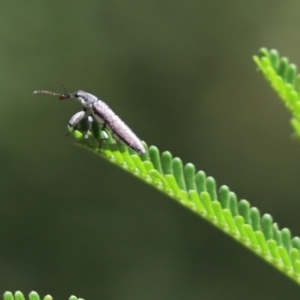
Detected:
left=69, top=110, right=300, bottom=285
left=254, top=48, right=300, bottom=136
left=3, top=291, right=83, bottom=300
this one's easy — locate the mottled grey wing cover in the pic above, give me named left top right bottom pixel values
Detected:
left=92, top=100, right=146, bottom=154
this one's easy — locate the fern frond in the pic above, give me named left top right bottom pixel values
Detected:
left=254, top=48, right=300, bottom=136
left=72, top=125, right=300, bottom=285
left=3, top=291, right=83, bottom=300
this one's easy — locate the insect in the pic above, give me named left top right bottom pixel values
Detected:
left=34, top=83, right=146, bottom=154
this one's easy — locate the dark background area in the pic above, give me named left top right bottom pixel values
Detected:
left=0, top=0, right=300, bottom=299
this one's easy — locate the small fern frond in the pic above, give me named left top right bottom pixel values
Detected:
left=72, top=126, right=300, bottom=285
left=254, top=48, right=300, bottom=136
left=3, top=291, right=83, bottom=300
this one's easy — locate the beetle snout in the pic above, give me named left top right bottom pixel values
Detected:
left=59, top=93, right=71, bottom=100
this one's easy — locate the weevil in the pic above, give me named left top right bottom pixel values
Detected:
left=34, top=83, right=146, bottom=154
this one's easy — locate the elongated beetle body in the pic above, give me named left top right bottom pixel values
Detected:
left=34, top=84, right=146, bottom=154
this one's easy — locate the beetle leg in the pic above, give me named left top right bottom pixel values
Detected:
left=83, top=116, right=93, bottom=138
left=67, top=108, right=92, bottom=138
left=98, top=123, right=109, bottom=150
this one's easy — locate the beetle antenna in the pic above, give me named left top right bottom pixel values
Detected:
left=57, top=81, right=69, bottom=94
left=33, top=90, right=61, bottom=96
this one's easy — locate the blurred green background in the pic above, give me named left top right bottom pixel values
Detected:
left=1, top=0, right=300, bottom=299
